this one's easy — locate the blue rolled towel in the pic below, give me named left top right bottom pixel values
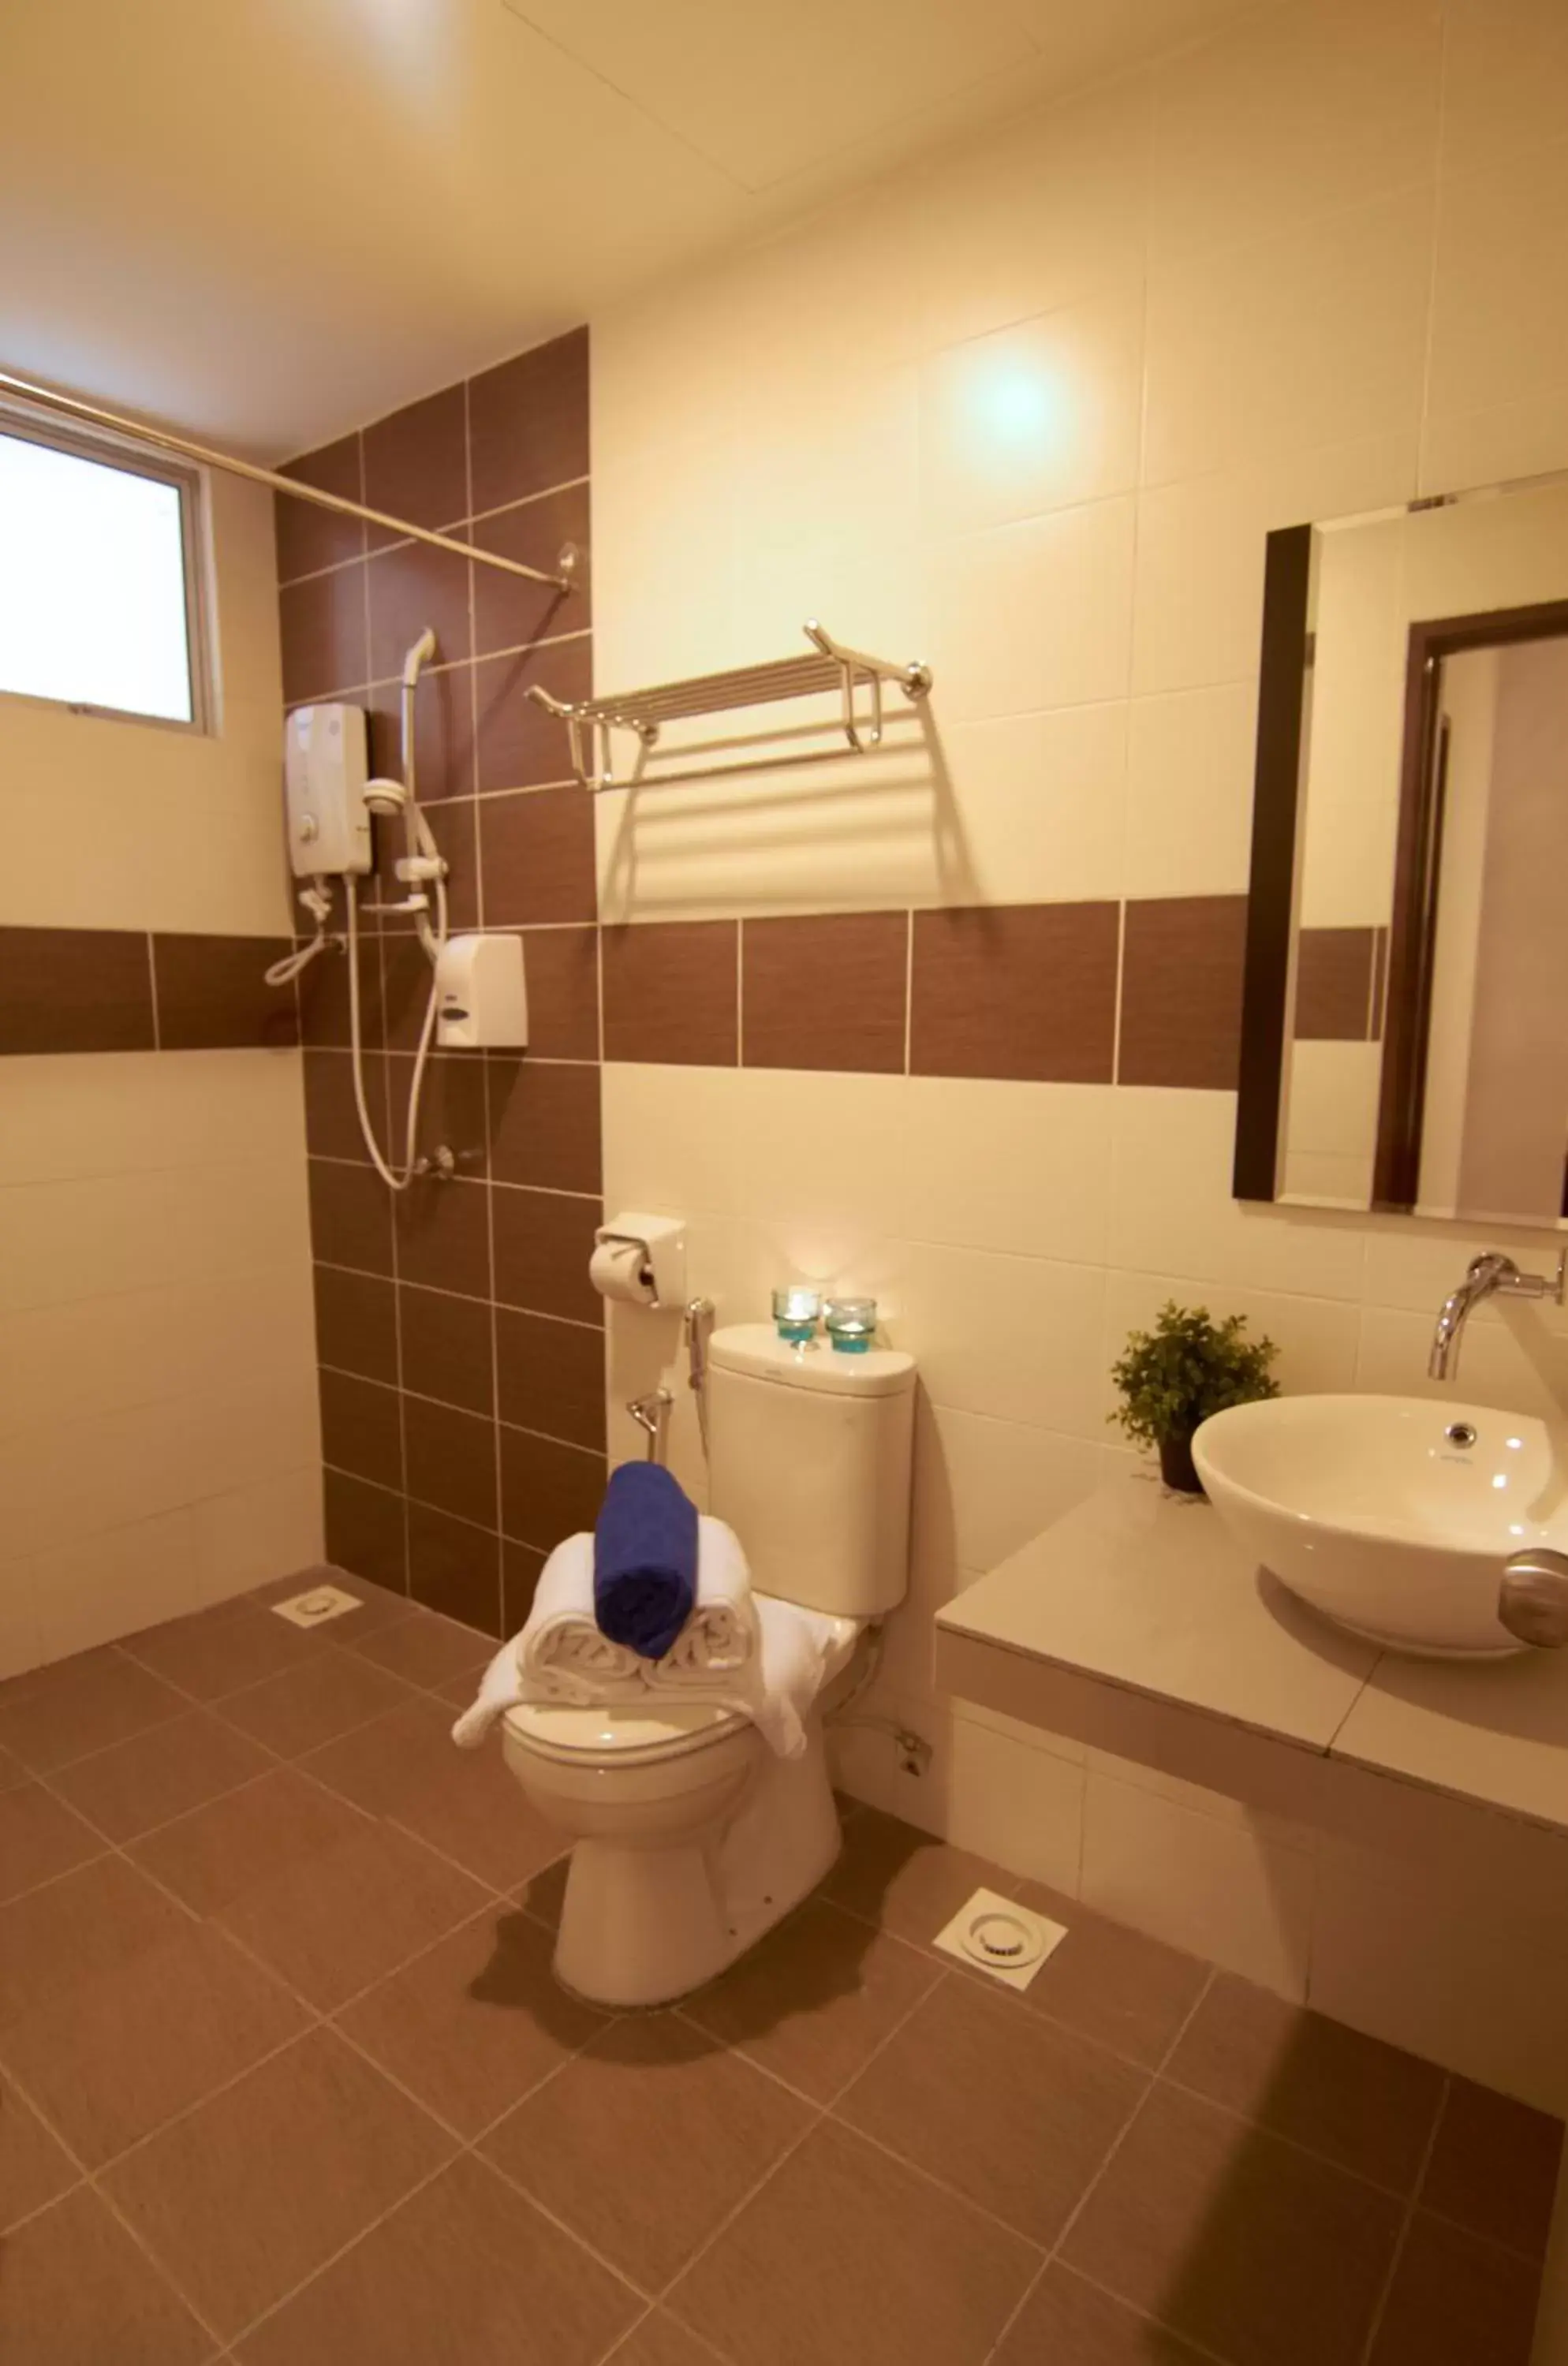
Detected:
left=593, top=1462, right=700, bottom=1661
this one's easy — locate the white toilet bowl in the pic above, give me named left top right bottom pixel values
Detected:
left=500, top=1605, right=856, bottom=2007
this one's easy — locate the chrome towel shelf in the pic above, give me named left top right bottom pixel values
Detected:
left=527, top=621, right=932, bottom=793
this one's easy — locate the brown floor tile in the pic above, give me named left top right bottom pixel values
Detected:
left=129, top=1766, right=368, bottom=1916
left=1013, top=1881, right=1210, bottom=2069
left=993, top=2263, right=1211, bottom=2364
left=218, top=1648, right=415, bottom=1758
left=249, top=1566, right=416, bottom=1640
left=1062, top=2081, right=1403, bottom=2366
left=46, top=1709, right=272, bottom=1844
left=516, top=1852, right=569, bottom=1928
left=670, top=2117, right=1037, bottom=2366
left=824, top=1806, right=1018, bottom=1950
left=216, top=1815, right=491, bottom=2012
left=0, top=1741, right=24, bottom=1788
left=1421, top=2076, right=1564, bottom=2259
left=682, top=1897, right=939, bottom=2104
left=0, top=1649, right=187, bottom=1772
left=0, top=1855, right=187, bottom=2027
left=304, top=1696, right=562, bottom=1887
left=233, top=2151, right=638, bottom=2366
left=0, top=1779, right=105, bottom=1901
left=103, top=2027, right=454, bottom=2343
left=0, top=1919, right=308, bottom=2168
left=0, top=2074, right=78, bottom=2233
left=1368, top=2211, right=1544, bottom=2366
left=1166, top=1972, right=1444, bottom=2195
left=0, top=2186, right=212, bottom=2365
left=841, top=1973, right=1149, bottom=2246
left=342, top=1604, right=493, bottom=1689
left=483, top=2013, right=813, bottom=2289
left=122, top=1601, right=326, bottom=1703
left=337, top=1904, right=607, bottom=2136
left=613, top=2312, right=737, bottom=2366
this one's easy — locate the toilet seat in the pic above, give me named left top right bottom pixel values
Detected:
left=502, top=1695, right=744, bottom=1768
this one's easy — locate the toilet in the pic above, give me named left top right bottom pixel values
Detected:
left=500, top=1322, right=916, bottom=2007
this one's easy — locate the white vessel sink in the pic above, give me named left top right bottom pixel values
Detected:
left=1192, top=1394, right=1568, bottom=1659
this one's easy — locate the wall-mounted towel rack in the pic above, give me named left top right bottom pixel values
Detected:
left=528, top=621, right=933, bottom=793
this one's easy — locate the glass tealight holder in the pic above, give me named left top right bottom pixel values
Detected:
left=823, top=1296, right=878, bottom=1353
left=772, top=1285, right=821, bottom=1345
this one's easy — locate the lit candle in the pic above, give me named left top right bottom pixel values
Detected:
left=823, top=1297, right=877, bottom=1353
left=772, top=1286, right=821, bottom=1343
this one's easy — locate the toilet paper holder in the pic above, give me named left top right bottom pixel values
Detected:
left=592, top=1212, right=686, bottom=1309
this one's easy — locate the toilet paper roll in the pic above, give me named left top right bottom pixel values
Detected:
left=590, top=1237, right=657, bottom=1305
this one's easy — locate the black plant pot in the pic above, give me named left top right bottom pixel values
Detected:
left=1158, top=1430, right=1204, bottom=1496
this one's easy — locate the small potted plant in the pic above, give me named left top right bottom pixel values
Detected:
left=1110, top=1301, right=1279, bottom=1495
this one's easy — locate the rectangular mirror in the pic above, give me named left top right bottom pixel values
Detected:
left=1235, top=472, right=1568, bottom=1227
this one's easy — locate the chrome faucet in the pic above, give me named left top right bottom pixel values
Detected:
left=1428, top=1250, right=1566, bottom=1380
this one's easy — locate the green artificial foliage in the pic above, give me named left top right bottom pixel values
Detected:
left=1109, top=1301, right=1280, bottom=1450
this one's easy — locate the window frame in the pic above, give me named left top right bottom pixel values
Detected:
left=0, top=399, right=213, bottom=736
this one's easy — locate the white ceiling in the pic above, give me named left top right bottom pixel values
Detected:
left=0, top=0, right=1265, bottom=462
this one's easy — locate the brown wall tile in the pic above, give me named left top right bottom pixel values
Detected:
left=1294, top=927, right=1376, bottom=1042
left=472, top=483, right=591, bottom=655
left=469, top=329, right=590, bottom=517
left=1371, top=927, right=1388, bottom=1041
left=323, top=1471, right=407, bottom=1595
left=368, top=666, right=476, bottom=805
left=308, top=1159, right=394, bottom=1278
left=298, top=935, right=383, bottom=1052
left=276, top=437, right=364, bottom=582
left=502, top=1541, right=547, bottom=1632
left=495, top=1310, right=605, bottom=1451
left=363, top=385, right=467, bottom=548
left=473, top=635, right=593, bottom=795
left=398, top=1286, right=494, bottom=1416
left=487, top=1061, right=602, bottom=1192
left=0, top=927, right=155, bottom=1056
left=408, top=1504, right=502, bottom=1636
left=492, top=1186, right=603, bottom=1325
left=151, top=935, right=298, bottom=1051
left=304, top=1050, right=390, bottom=1165
left=367, top=546, right=472, bottom=685
left=1119, top=895, right=1248, bottom=1091
left=742, top=912, right=908, bottom=1073
left=404, top=1395, right=498, bottom=1528
left=516, top=927, right=599, bottom=1060
left=910, top=903, right=1118, bottom=1084
left=315, top=1267, right=398, bottom=1386
left=394, top=1177, right=492, bottom=1300
left=279, top=565, right=368, bottom=703
left=480, top=786, right=597, bottom=926
left=602, top=922, right=738, bottom=1066
left=319, top=1370, right=403, bottom=1491
left=499, top=1424, right=604, bottom=1554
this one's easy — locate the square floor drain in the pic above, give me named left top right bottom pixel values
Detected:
left=269, top=1583, right=365, bottom=1630
left=931, top=1887, right=1070, bottom=1992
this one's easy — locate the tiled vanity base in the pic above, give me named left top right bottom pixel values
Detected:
left=935, top=1477, right=1568, bottom=2118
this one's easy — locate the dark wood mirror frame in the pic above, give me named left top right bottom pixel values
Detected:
left=1234, top=517, right=1568, bottom=1211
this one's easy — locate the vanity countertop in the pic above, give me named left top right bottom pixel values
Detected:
left=935, top=1472, right=1568, bottom=1845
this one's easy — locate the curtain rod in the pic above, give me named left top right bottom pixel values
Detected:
left=0, top=364, right=578, bottom=594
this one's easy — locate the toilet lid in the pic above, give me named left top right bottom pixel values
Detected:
left=502, top=1695, right=743, bottom=1767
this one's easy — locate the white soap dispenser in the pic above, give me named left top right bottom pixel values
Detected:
left=434, top=934, right=528, bottom=1049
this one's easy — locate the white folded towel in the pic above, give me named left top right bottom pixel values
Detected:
left=450, top=1517, right=840, bottom=1760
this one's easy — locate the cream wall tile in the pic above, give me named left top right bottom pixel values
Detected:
left=918, top=290, right=1144, bottom=536
left=1361, top=1218, right=1566, bottom=1318
left=1440, top=0, right=1568, bottom=178
left=0, top=1156, right=312, bottom=1315
left=1087, top=1747, right=1320, bottom=1852
left=1148, top=0, right=1440, bottom=263
left=1420, top=388, right=1568, bottom=502
left=6, top=1505, right=208, bottom=1669
left=1122, top=681, right=1258, bottom=899
left=1103, top=1270, right=1360, bottom=1420
left=1353, top=1304, right=1568, bottom=1421
left=1427, top=140, right=1568, bottom=428
left=0, top=1048, right=306, bottom=1186
left=1108, top=1089, right=1368, bottom=1301
left=190, top=1465, right=323, bottom=1601
left=904, top=1078, right=1114, bottom=1265
left=590, top=429, right=748, bottom=693
left=930, top=495, right=1137, bottom=721
left=936, top=703, right=1127, bottom=906
left=0, top=1263, right=316, bottom=1440
left=943, top=1707, right=1085, bottom=1892
left=910, top=1399, right=1103, bottom=1589
left=601, top=1062, right=749, bottom=1222
left=1081, top=1764, right=1317, bottom=1998
left=899, top=1241, right=1108, bottom=1438
left=730, top=1070, right=913, bottom=1293
left=1144, top=187, right=1433, bottom=489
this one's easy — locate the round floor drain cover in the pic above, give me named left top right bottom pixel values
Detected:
left=961, top=1909, right=1045, bottom=1971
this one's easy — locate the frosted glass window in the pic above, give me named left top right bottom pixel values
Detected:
left=0, top=428, right=197, bottom=723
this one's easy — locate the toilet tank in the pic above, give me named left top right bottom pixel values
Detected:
left=706, top=1323, right=916, bottom=1618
